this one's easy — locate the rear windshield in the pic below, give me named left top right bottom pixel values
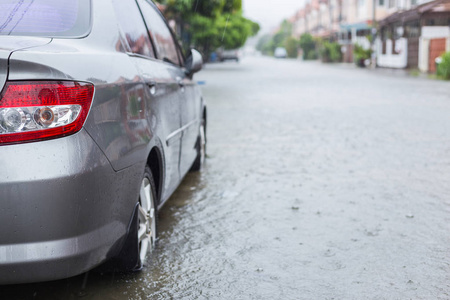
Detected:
left=0, top=0, right=91, bottom=38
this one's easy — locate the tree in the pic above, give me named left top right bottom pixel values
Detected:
left=299, top=33, right=317, bottom=60
left=256, top=20, right=292, bottom=56
left=284, top=37, right=299, bottom=58
left=256, top=34, right=274, bottom=55
left=223, top=0, right=242, bottom=13
left=272, top=20, right=292, bottom=48
left=437, top=52, right=450, bottom=80
left=156, top=0, right=258, bottom=58
left=187, top=14, right=220, bottom=56
left=217, top=13, right=259, bottom=50
left=319, top=40, right=342, bottom=63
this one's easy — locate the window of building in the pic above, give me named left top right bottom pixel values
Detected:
left=425, top=16, right=450, bottom=26
left=405, top=21, right=420, bottom=38
left=392, top=22, right=402, bottom=39
left=357, top=0, right=366, bottom=18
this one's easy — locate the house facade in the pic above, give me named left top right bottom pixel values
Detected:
left=376, top=0, right=450, bottom=70
left=289, top=0, right=448, bottom=70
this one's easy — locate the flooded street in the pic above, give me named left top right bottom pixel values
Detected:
left=2, top=56, right=450, bottom=299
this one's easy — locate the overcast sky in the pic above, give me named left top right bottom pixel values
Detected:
left=243, top=0, right=307, bottom=33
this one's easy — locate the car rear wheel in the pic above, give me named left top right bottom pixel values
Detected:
left=103, top=166, right=158, bottom=272
left=137, top=166, right=157, bottom=267
left=190, top=118, right=206, bottom=171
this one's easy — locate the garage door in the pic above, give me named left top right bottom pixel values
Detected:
left=428, top=38, right=446, bottom=73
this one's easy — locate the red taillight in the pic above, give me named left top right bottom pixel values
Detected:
left=0, top=81, right=94, bottom=145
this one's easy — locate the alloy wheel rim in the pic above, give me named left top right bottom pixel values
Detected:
left=138, top=177, right=155, bottom=265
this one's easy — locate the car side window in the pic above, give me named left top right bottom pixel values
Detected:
left=136, top=0, right=180, bottom=66
left=113, top=0, right=155, bottom=58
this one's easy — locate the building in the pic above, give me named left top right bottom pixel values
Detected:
left=376, top=0, right=450, bottom=70
left=289, top=0, right=445, bottom=66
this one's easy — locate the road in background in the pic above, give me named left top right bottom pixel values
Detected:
left=2, top=57, right=450, bottom=299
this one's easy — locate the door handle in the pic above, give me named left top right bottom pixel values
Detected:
left=176, top=78, right=185, bottom=92
left=176, top=76, right=185, bottom=87
left=147, top=81, right=156, bottom=95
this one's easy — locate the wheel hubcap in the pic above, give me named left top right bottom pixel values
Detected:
left=138, top=177, right=155, bottom=265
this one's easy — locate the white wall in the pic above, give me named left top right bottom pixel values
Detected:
left=356, top=36, right=371, bottom=49
left=419, top=26, right=450, bottom=72
left=422, top=26, right=450, bottom=39
left=376, top=38, right=408, bottom=68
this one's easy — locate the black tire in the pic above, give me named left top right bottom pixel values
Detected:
left=190, top=118, right=206, bottom=172
left=110, top=166, right=158, bottom=272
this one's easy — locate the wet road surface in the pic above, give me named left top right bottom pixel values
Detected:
left=2, top=56, right=450, bottom=299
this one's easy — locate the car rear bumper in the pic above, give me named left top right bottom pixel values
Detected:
left=0, top=222, right=122, bottom=284
left=0, top=129, right=142, bottom=284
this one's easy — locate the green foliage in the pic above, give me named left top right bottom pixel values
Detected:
left=157, top=0, right=258, bottom=58
left=306, top=50, right=318, bottom=60
left=272, top=20, right=292, bottom=47
left=188, top=14, right=219, bottom=52
left=284, top=37, right=298, bottom=58
left=299, top=33, right=317, bottom=60
left=319, top=41, right=342, bottom=63
left=161, top=0, right=241, bottom=17
left=223, top=0, right=242, bottom=13
left=216, top=13, right=256, bottom=50
left=194, top=0, right=226, bottom=18
left=250, top=21, right=260, bottom=37
left=354, top=44, right=372, bottom=67
left=256, top=20, right=292, bottom=56
left=162, top=0, right=192, bottom=19
left=437, top=52, right=450, bottom=80
left=353, top=44, right=372, bottom=59
left=256, top=34, right=274, bottom=55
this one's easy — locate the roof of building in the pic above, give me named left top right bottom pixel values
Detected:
left=379, top=0, right=450, bottom=25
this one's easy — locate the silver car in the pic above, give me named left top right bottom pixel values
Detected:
left=0, top=0, right=206, bottom=284
left=274, top=47, right=287, bottom=58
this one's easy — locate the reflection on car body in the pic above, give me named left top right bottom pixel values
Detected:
left=0, top=0, right=206, bottom=284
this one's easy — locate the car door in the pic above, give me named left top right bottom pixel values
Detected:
left=137, top=0, right=200, bottom=178
left=177, top=53, right=201, bottom=177
left=113, top=0, right=182, bottom=200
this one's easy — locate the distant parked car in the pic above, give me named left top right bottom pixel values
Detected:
left=274, top=47, right=287, bottom=58
left=218, top=48, right=240, bottom=62
left=0, top=0, right=206, bottom=284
